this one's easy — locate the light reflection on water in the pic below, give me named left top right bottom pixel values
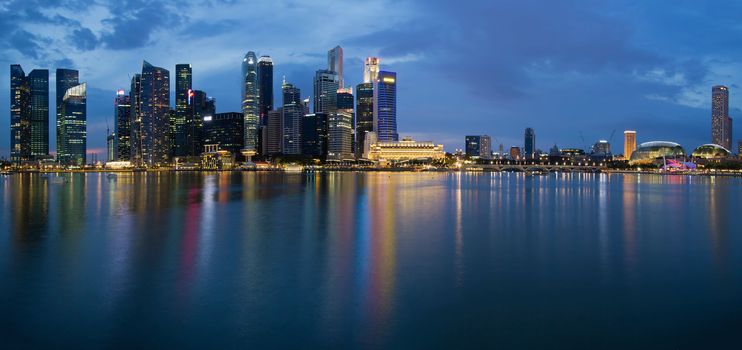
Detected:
left=1, top=172, right=741, bottom=348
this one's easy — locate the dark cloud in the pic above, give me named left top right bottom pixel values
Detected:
left=100, top=1, right=184, bottom=50
left=68, top=28, right=99, bottom=51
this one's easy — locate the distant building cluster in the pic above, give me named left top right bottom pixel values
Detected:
left=8, top=46, right=446, bottom=170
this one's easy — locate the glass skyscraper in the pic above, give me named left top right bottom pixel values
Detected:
left=301, top=113, right=328, bottom=158
left=140, top=61, right=170, bottom=166
left=264, top=109, right=283, bottom=156
left=27, top=69, right=49, bottom=159
left=711, top=85, right=733, bottom=150
left=524, top=127, right=536, bottom=160
left=174, top=64, right=192, bottom=157
left=313, top=70, right=339, bottom=114
left=56, top=68, right=79, bottom=161
left=373, top=71, right=398, bottom=142
left=58, top=83, right=87, bottom=166
left=129, top=74, right=143, bottom=165
left=355, top=83, right=374, bottom=158
left=281, top=80, right=303, bottom=155
left=114, top=90, right=131, bottom=161
left=204, top=112, right=244, bottom=155
left=327, top=46, right=343, bottom=88
left=187, top=90, right=215, bottom=156
left=242, top=51, right=259, bottom=152
left=465, top=135, right=492, bottom=159
left=363, top=57, right=380, bottom=83
left=10, top=65, right=30, bottom=163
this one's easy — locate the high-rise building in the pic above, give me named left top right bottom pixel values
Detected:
left=114, top=90, right=131, bottom=161
left=355, top=83, right=374, bottom=158
left=203, top=112, right=244, bottom=155
left=58, top=83, right=87, bottom=166
left=524, top=127, right=536, bottom=160
left=711, top=85, right=733, bottom=150
left=129, top=74, right=143, bottom=165
left=465, top=135, right=492, bottom=159
left=10, top=65, right=30, bottom=163
left=623, top=130, right=636, bottom=159
left=27, top=69, right=49, bottom=159
left=174, top=64, right=192, bottom=157
left=281, top=80, right=303, bottom=155
left=363, top=57, right=380, bottom=83
left=313, top=69, right=339, bottom=113
left=327, top=112, right=353, bottom=161
left=107, top=131, right=115, bottom=162
left=328, top=46, right=343, bottom=87
left=56, top=68, right=79, bottom=161
left=373, top=71, right=398, bottom=142
left=257, top=56, right=273, bottom=156
left=336, top=88, right=355, bottom=156
left=302, top=113, right=328, bottom=158
left=140, top=61, right=170, bottom=166
left=187, top=90, right=215, bottom=156
left=242, top=51, right=259, bottom=152
left=263, top=109, right=283, bottom=156
left=509, top=146, right=521, bottom=159
left=738, top=140, right=742, bottom=158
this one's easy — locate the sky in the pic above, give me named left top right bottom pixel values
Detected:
left=1, top=0, right=742, bottom=158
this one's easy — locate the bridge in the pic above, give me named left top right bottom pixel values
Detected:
left=463, top=163, right=605, bottom=173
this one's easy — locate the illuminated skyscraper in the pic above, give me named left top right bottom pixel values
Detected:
left=363, top=57, right=380, bottom=83
left=264, top=109, right=283, bottom=156
left=114, top=90, right=131, bottom=161
left=174, top=64, right=192, bottom=157
left=27, top=69, right=49, bottom=159
left=140, top=61, right=170, bottom=166
left=313, top=69, right=339, bottom=113
left=328, top=46, right=343, bottom=87
left=257, top=56, right=273, bottom=155
left=335, top=88, right=355, bottom=156
left=204, top=112, right=243, bottom=155
left=58, top=83, right=87, bottom=166
left=282, top=80, right=303, bottom=155
left=242, top=51, right=259, bottom=152
left=373, top=71, right=398, bottom=142
left=10, top=65, right=30, bottom=163
left=465, top=135, right=492, bottom=159
left=129, top=74, right=143, bottom=165
left=187, top=90, right=214, bottom=156
left=355, top=83, right=374, bottom=158
left=524, top=127, right=536, bottom=160
left=711, top=85, right=733, bottom=150
left=623, top=130, right=636, bottom=159
left=56, top=68, right=79, bottom=161
left=328, top=112, right=353, bottom=161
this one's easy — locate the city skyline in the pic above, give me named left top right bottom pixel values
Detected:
left=1, top=1, right=742, bottom=158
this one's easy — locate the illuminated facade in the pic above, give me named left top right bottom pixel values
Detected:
left=328, top=111, right=353, bottom=160
left=140, top=61, right=170, bottom=166
left=174, top=64, right=192, bottom=157
left=465, top=135, right=492, bottom=159
left=257, top=56, right=273, bottom=155
left=691, top=144, right=730, bottom=159
left=629, top=141, right=685, bottom=164
left=624, top=130, right=636, bottom=159
left=711, top=85, right=733, bottom=150
left=58, top=83, right=87, bottom=166
left=204, top=112, right=243, bottom=155
left=242, top=51, right=259, bottom=152
left=355, top=82, right=374, bottom=158
left=264, top=109, right=282, bottom=156
left=56, top=68, right=79, bottom=161
left=187, top=90, right=214, bottom=156
left=364, top=57, right=380, bottom=83
left=114, top=90, right=131, bottom=161
left=129, top=74, right=142, bottom=165
left=524, top=127, right=536, bottom=160
left=373, top=71, right=398, bottom=142
left=313, top=69, right=339, bottom=113
left=367, top=137, right=444, bottom=161
left=282, top=81, right=303, bottom=155
left=10, top=65, right=30, bottom=163
left=328, top=46, right=344, bottom=88
left=27, top=69, right=49, bottom=159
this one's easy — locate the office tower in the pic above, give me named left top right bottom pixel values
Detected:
left=355, top=83, right=373, bottom=158
left=313, top=70, right=339, bottom=113
left=336, top=88, right=355, bottom=155
left=509, top=146, right=521, bottom=159
left=281, top=80, right=303, bottom=155
left=174, top=64, right=192, bottom=157
left=114, top=90, right=131, bottom=161
left=242, top=51, right=259, bottom=152
left=363, top=57, right=380, bottom=83
left=168, top=109, right=176, bottom=158
left=301, top=113, right=328, bottom=158
left=328, top=46, right=343, bottom=87
left=56, top=68, right=79, bottom=161
left=465, top=135, right=492, bottom=159
left=623, top=130, right=636, bottom=159
left=27, top=69, right=49, bottom=159
left=711, top=85, right=733, bottom=150
left=107, top=131, right=115, bottom=161
left=58, top=83, right=87, bottom=166
left=203, top=112, right=244, bottom=155
left=140, top=61, right=170, bottom=166
left=129, top=74, right=143, bottom=165
left=373, top=71, right=398, bottom=142
left=10, top=65, right=30, bottom=163
left=524, top=127, right=536, bottom=160
left=591, top=140, right=611, bottom=158
left=327, top=112, right=353, bottom=160
left=738, top=140, right=742, bottom=158
left=257, top=56, right=274, bottom=117
left=263, top=109, right=283, bottom=155
left=187, top=90, right=214, bottom=156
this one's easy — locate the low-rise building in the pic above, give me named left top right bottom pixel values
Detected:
left=367, top=137, right=445, bottom=162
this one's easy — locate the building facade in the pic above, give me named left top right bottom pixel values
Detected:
left=140, top=61, right=170, bottom=166
left=114, top=90, right=131, bottom=161
left=355, top=83, right=374, bottom=158
left=58, top=83, right=87, bottom=166
left=624, top=130, right=636, bottom=159
left=367, top=137, right=445, bottom=161
left=282, top=81, right=303, bottom=155
left=263, top=109, right=283, bottom=156
left=327, top=112, right=353, bottom=160
left=465, top=135, right=492, bottom=159
left=301, top=113, right=328, bottom=158
left=373, top=71, right=398, bottom=142
left=203, top=112, right=244, bottom=155
left=313, top=70, right=339, bottom=113
left=363, top=57, right=380, bottom=83
left=27, top=69, right=49, bottom=159
left=56, top=68, right=79, bottom=161
left=524, top=127, right=536, bottom=160
left=10, top=65, right=30, bottom=163
left=328, top=46, right=343, bottom=87
left=711, top=85, right=733, bottom=150
left=173, top=64, right=192, bottom=157
left=242, top=51, right=259, bottom=152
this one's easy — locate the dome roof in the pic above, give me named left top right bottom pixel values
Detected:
left=629, top=141, right=685, bottom=163
left=691, top=144, right=730, bottom=159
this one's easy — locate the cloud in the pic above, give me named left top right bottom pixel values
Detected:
left=99, top=1, right=184, bottom=50
left=68, top=28, right=99, bottom=51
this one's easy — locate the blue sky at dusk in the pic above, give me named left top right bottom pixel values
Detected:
left=1, top=0, right=742, bottom=157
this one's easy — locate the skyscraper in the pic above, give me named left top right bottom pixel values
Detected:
left=355, top=83, right=374, bottom=158
left=242, top=51, right=259, bottom=152
left=313, top=69, right=339, bottom=113
left=58, top=83, right=87, bottom=166
left=27, top=69, right=49, bottom=159
left=363, top=57, right=380, bottom=83
left=328, top=46, right=343, bottom=87
left=524, top=127, right=536, bottom=160
left=129, top=74, right=143, bottom=165
left=373, top=71, right=398, bottom=142
left=203, top=112, right=244, bottom=155
left=114, top=90, right=131, bottom=161
left=465, top=135, right=492, bottom=159
left=10, top=65, right=30, bottom=163
left=623, top=130, right=636, bottom=159
left=140, top=61, right=170, bottom=166
left=56, top=68, right=79, bottom=161
left=336, top=88, right=355, bottom=156
left=257, top=56, right=274, bottom=118
left=281, top=80, right=303, bottom=155
left=264, top=109, right=283, bottom=156
left=711, top=85, right=733, bottom=150
left=327, top=112, right=353, bottom=161
left=174, top=64, right=192, bottom=157
left=302, top=113, right=328, bottom=158
left=187, top=90, right=215, bottom=156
